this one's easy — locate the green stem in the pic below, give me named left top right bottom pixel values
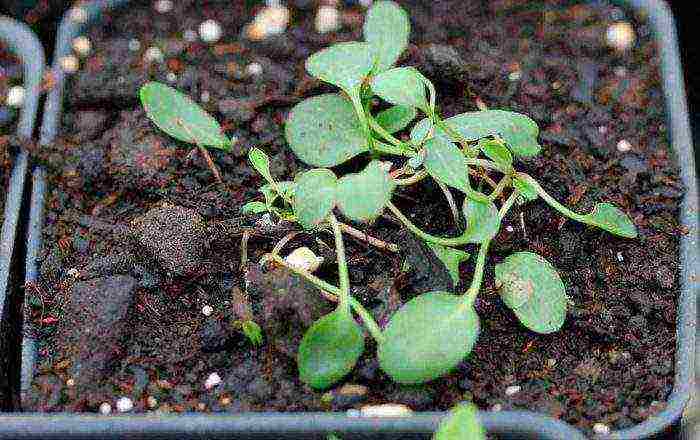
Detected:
left=350, top=91, right=374, bottom=153
left=329, top=214, right=350, bottom=311
left=394, top=170, right=428, bottom=186
left=515, top=172, right=586, bottom=222
left=367, top=115, right=413, bottom=150
left=373, top=140, right=416, bottom=158
left=465, top=158, right=504, bottom=173
left=488, top=175, right=511, bottom=201
left=387, top=201, right=472, bottom=246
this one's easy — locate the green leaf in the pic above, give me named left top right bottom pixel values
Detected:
left=298, top=307, right=365, bottom=389
left=294, top=169, right=338, bottom=229
left=375, top=105, right=417, bottom=134
left=363, top=0, right=410, bottom=73
left=462, top=199, right=501, bottom=243
left=423, top=136, right=471, bottom=194
left=140, top=82, right=231, bottom=151
left=512, top=175, right=538, bottom=201
left=580, top=203, right=637, bottom=238
left=286, top=94, right=369, bottom=167
left=371, top=67, right=429, bottom=113
left=495, top=252, right=567, bottom=334
left=410, top=118, right=433, bottom=145
left=417, top=110, right=541, bottom=157
left=260, top=181, right=295, bottom=207
left=337, top=160, right=395, bottom=222
left=242, top=320, right=263, bottom=346
left=478, top=138, right=513, bottom=171
left=427, top=243, right=470, bottom=287
left=434, top=403, right=486, bottom=440
left=306, top=42, right=374, bottom=94
left=240, top=201, right=268, bottom=214
left=379, top=292, right=479, bottom=384
left=249, top=147, right=275, bottom=185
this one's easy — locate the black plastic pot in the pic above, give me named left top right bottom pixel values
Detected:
left=0, top=15, right=45, bottom=411
left=0, top=0, right=697, bottom=438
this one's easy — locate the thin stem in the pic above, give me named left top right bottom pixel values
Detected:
left=367, top=115, right=410, bottom=149
left=515, top=172, right=585, bottom=222
left=348, top=298, right=385, bottom=344
left=387, top=201, right=472, bottom=246
left=373, top=140, right=416, bottom=158
left=394, top=170, right=428, bottom=186
left=349, top=92, right=374, bottom=152
left=465, top=158, right=503, bottom=172
left=488, top=176, right=511, bottom=201
left=338, top=222, right=400, bottom=253
left=469, top=168, right=498, bottom=189
left=436, top=180, right=461, bottom=228
left=177, top=119, right=223, bottom=183
left=329, top=214, right=350, bottom=311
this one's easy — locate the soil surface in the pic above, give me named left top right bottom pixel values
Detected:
left=23, top=0, right=685, bottom=435
left=0, top=42, right=22, bottom=215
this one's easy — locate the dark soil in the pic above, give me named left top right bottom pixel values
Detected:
left=0, top=42, right=22, bottom=214
left=23, top=0, right=685, bottom=435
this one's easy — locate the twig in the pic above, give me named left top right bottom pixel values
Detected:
left=240, top=230, right=251, bottom=271
left=338, top=222, right=400, bottom=253
left=272, top=231, right=302, bottom=256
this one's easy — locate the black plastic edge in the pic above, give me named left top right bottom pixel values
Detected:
left=0, top=1, right=694, bottom=439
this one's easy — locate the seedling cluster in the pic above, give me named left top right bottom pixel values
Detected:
left=140, top=1, right=637, bottom=390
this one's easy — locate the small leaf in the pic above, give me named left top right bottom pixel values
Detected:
left=512, top=175, right=538, bottom=201
left=140, top=82, right=231, bottom=150
left=306, top=42, right=374, bottom=94
left=241, top=320, right=263, bottom=346
left=410, top=118, right=433, bottom=145
left=337, top=161, right=395, bottom=222
left=371, top=67, right=429, bottom=113
left=363, top=0, right=410, bottom=73
left=249, top=147, right=275, bottom=185
left=495, top=252, right=567, bottom=334
left=423, top=136, right=471, bottom=194
left=294, top=169, right=338, bottom=229
left=462, top=199, right=501, bottom=243
left=240, top=201, right=268, bottom=214
left=434, top=403, right=486, bottom=440
left=379, top=292, right=479, bottom=384
left=286, top=94, right=369, bottom=167
left=427, top=243, right=470, bottom=287
left=580, top=203, right=637, bottom=238
left=260, top=181, right=295, bottom=207
left=375, top=105, right=417, bottom=134
left=298, top=307, right=365, bottom=389
left=478, top=138, right=513, bottom=171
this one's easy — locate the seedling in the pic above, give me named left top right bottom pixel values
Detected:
left=433, top=403, right=485, bottom=440
left=140, top=1, right=637, bottom=390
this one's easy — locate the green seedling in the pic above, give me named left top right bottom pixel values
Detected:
left=140, top=1, right=637, bottom=390
left=433, top=403, right=486, bottom=440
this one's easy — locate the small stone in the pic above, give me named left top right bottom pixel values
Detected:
left=166, top=72, right=177, bottom=83
left=246, top=5, right=290, bottom=40
left=59, top=55, right=80, bottom=74
left=491, top=403, right=503, bottom=412
left=285, top=247, right=323, bottom=273
left=598, top=126, right=608, bottom=134
left=68, top=7, right=88, bottom=24
left=246, top=62, right=263, bottom=76
left=144, top=47, right=164, bottom=64
left=199, top=19, right=222, bottom=43
left=505, top=225, right=514, bottom=233
left=330, top=384, right=369, bottom=408
left=116, top=397, right=134, bottom=412
left=505, top=385, right=521, bottom=397
left=616, top=139, right=632, bottom=153
left=66, top=378, right=75, bottom=387
left=202, top=305, right=214, bottom=316
left=546, top=358, right=557, bottom=368
left=616, top=251, right=624, bottom=262
left=205, top=372, right=222, bottom=390
left=347, top=408, right=361, bottom=417
left=154, top=0, right=174, bottom=14
left=315, top=6, right=341, bottom=34
left=360, top=0, right=373, bottom=7
left=508, top=71, right=522, bottom=81
left=99, top=402, right=112, bottom=415
left=360, top=404, right=412, bottom=417
left=147, top=395, right=158, bottom=409
left=6, top=86, right=25, bottom=107
left=67, top=268, right=81, bottom=278
left=197, top=402, right=206, bottom=411
left=614, top=66, right=628, bottom=77
left=220, top=396, right=231, bottom=406
left=592, top=422, right=610, bottom=435
left=200, top=91, right=210, bottom=103
left=183, top=29, right=198, bottom=43
left=128, top=39, right=141, bottom=52
left=72, top=36, right=92, bottom=57
left=606, top=22, right=635, bottom=51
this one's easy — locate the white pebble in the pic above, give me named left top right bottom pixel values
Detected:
left=546, top=358, right=557, bottom=368
left=154, top=0, right=173, bottom=14
left=606, top=22, right=635, bottom=51
left=505, top=225, right=514, bottom=233
left=199, top=19, right=222, bottom=43
left=99, top=402, right=112, bottom=415
left=72, top=36, right=92, bottom=57
left=67, top=268, right=80, bottom=278
left=360, top=404, right=412, bottom=418
left=246, top=62, right=263, bottom=76
left=200, top=91, right=211, bottom=103
left=505, top=385, right=521, bottom=397
left=166, top=72, right=177, bottom=83
left=315, top=6, right=341, bottom=34
left=508, top=71, right=522, bottom=81
left=592, top=422, right=611, bottom=435
left=202, top=305, right=214, bottom=316
left=6, top=86, right=25, bottom=108
left=616, top=139, right=632, bottom=153
left=115, top=397, right=133, bottom=413
left=614, top=66, right=628, bottom=77
left=246, top=5, right=290, bottom=40
left=616, top=251, right=624, bottom=262
left=128, top=39, right=141, bottom=52
left=146, top=396, right=158, bottom=409
left=68, top=7, right=88, bottom=24
left=346, top=408, right=361, bottom=417
left=360, top=0, right=373, bottom=7
left=285, top=247, right=324, bottom=273
left=598, top=126, right=608, bottom=134
left=66, top=378, right=75, bottom=387
left=205, top=372, right=222, bottom=390
left=183, top=29, right=198, bottom=43
left=59, top=55, right=80, bottom=74
left=491, top=403, right=503, bottom=412
left=144, top=47, right=164, bottom=64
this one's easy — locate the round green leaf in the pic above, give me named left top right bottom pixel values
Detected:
left=140, top=82, right=231, bottom=150
left=306, top=42, right=374, bottom=94
left=434, top=403, right=486, bottom=440
left=371, top=67, right=429, bottom=113
left=427, top=243, right=470, bottom=287
left=240, top=201, right=268, bottom=215
left=495, top=252, right=567, bottom=334
left=379, top=292, right=480, bottom=384
left=285, top=94, right=369, bottom=167
left=581, top=203, right=637, bottom=238
left=375, top=105, right=417, bottom=134
left=363, top=0, right=410, bottom=73
left=294, top=169, right=338, bottom=229
left=337, top=160, right=395, bottom=222
left=462, top=199, right=501, bottom=244
left=423, top=136, right=471, bottom=194
left=478, top=138, right=513, bottom=172
left=298, top=308, right=365, bottom=389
